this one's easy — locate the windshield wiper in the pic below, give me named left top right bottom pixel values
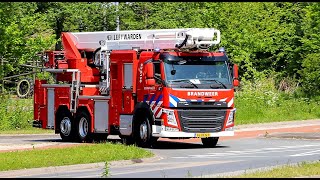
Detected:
left=170, top=79, right=198, bottom=88
left=201, top=79, right=227, bottom=89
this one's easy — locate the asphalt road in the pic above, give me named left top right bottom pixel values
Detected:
left=0, top=134, right=79, bottom=152
left=0, top=119, right=319, bottom=178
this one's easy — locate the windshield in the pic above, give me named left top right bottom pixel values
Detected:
left=163, top=57, right=232, bottom=89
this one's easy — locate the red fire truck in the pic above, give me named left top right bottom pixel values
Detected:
left=33, top=28, right=239, bottom=148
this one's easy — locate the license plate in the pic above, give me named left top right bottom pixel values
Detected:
left=196, top=133, right=210, bottom=138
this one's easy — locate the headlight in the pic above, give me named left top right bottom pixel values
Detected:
left=162, top=109, right=178, bottom=126
left=226, top=109, right=235, bottom=126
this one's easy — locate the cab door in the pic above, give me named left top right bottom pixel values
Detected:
left=145, top=61, right=163, bottom=119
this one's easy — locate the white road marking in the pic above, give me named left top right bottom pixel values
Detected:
left=172, top=144, right=320, bottom=159
left=290, top=149, right=320, bottom=157
left=109, top=160, right=238, bottom=176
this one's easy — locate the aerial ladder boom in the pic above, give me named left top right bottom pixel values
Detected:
left=68, top=28, right=221, bottom=51
left=80, top=28, right=221, bottom=95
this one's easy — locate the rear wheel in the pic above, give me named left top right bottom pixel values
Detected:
left=201, top=137, right=219, bottom=148
left=57, top=109, right=75, bottom=142
left=75, top=111, right=92, bottom=142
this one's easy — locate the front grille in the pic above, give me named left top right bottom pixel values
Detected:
left=177, top=101, right=228, bottom=108
left=178, top=109, right=226, bottom=133
left=204, top=102, right=215, bottom=105
left=190, top=102, right=215, bottom=106
left=190, top=102, right=202, bottom=105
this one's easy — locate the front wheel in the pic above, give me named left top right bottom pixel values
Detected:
left=134, top=116, right=154, bottom=148
left=201, top=137, right=219, bottom=148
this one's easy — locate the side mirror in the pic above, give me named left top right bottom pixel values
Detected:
left=144, top=63, right=154, bottom=79
left=233, top=64, right=239, bottom=87
left=144, top=63, right=155, bottom=86
left=233, top=64, right=239, bottom=79
left=233, top=79, right=239, bottom=87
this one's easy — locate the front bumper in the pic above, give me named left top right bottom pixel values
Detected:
left=152, top=125, right=234, bottom=138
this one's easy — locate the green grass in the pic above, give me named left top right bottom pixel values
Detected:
left=234, top=78, right=320, bottom=125
left=0, top=95, right=33, bottom=131
left=0, top=142, right=153, bottom=171
left=235, top=96, right=320, bottom=125
left=0, top=95, right=52, bottom=134
left=228, top=161, right=320, bottom=178
left=0, top=128, right=53, bottom=134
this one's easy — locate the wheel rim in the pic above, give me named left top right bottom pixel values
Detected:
left=60, top=117, right=71, bottom=136
left=139, top=121, right=148, bottom=141
left=79, top=117, right=88, bottom=138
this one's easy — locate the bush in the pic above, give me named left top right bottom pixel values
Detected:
left=235, top=77, right=320, bottom=125
left=300, top=53, right=320, bottom=97
left=0, top=95, right=33, bottom=131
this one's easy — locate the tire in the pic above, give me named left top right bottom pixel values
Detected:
left=133, top=116, right=154, bottom=148
left=16, top=78, right=34, bottom=98
left=201, top=137, right=219, bottom=148
left=75, top=111, right=92, bottom=142
left=57, top=109, right=75, bottom=142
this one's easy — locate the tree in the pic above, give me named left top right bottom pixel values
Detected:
left=299, top=3, right=320, bottom=96
left=0, top=2, right=55, bottom=79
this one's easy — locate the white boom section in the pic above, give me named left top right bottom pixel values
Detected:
left=69, top=28, right=221, bottom=51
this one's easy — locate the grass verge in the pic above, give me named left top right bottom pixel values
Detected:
left=0, top=128, right=54, bottom=134
left=0, top=96, right=33, bottom=131
left=0, top=142, right=153, bottom=171
left=235, top=77, right=320, bottom=125
left=235, top=96, right=320, bottom=125
left=228, top=161, right=320, bottom=178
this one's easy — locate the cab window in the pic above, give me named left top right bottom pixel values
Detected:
left=154, top=61, right=162, bottom=84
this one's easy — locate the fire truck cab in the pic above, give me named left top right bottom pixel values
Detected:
left=33, top=28, right=239, bottom=148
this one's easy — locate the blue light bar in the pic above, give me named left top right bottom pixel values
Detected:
left=218, top=47, right=225, bottom=52
left=154, top=47, right=160, bottom=52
